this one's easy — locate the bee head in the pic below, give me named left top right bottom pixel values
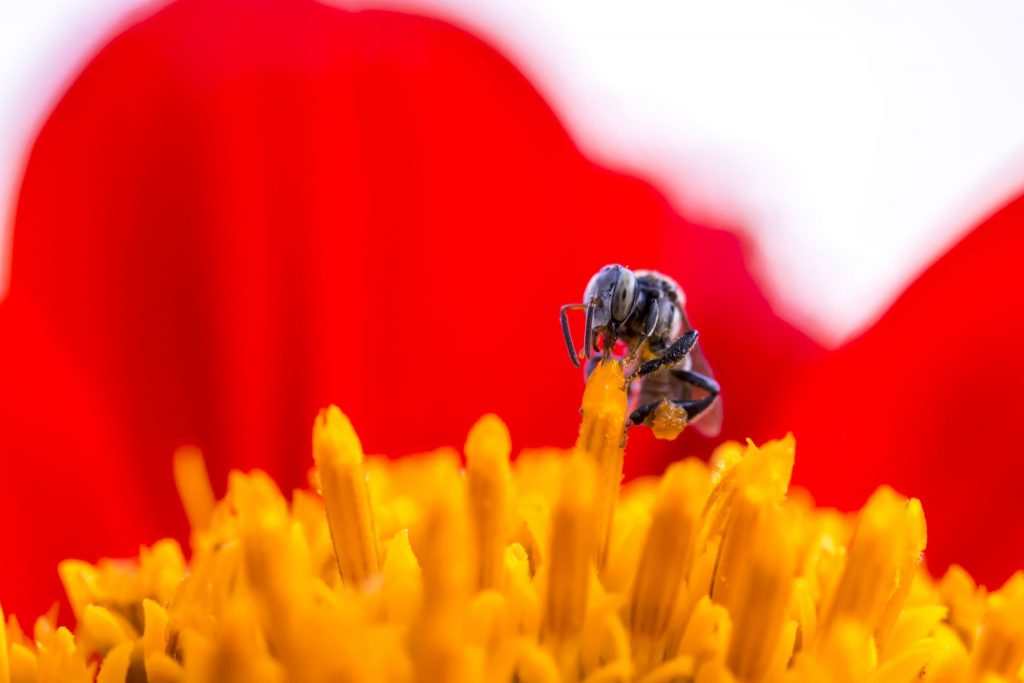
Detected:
left=582, top=264, right=639, bottom=355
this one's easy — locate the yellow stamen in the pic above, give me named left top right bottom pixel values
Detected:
left=312, top=405, right=381, bottom=590
left=515, top=643, right=561, bottom=683
left=78, top=605, right=128, bottom=656
left=874, top=497, right=927, bottom=650
left=542, top=454, right=597, bottom=647
left=720, top=489, right=795, bottom=682
left=865, top=637, right=941, bottom=683
left=411, top=484, right=477, bottom=683
left=5, top=358, right=1018, bottom=683
left=189, top=602, right=287, bottom=683
left=808, top=620, right=877, bottom=681
left=380, top=528, right=422, bottom=625
left=939, top=564, right=987, bottom=647
left=505, top=543, right=541, bottom=638
left=7, top=644, right=36, bottom=683
left=56, top=561, right=99, bottom=622
left=466, top=590, right=517, bottom=681
left=465, top=413, right=513, bottom=590
left=635, top=656, right=695, bottom=683
left=36, top=626, right=91, bottom=683
left=172, top=445, right=216, bottom=532
left=697, top=437, right=794, bottom=589
left=790, top=577, right=818, bottom=654
left=629, top=460, right=710, bottom=673
left=820, top=486, right=923, bottom=641
left=141, top=598, right=183, bottom=683
left=574, top=359, right=628, bottom=571
left=0, top=604, right=8, bottom=683
left=675, top=596, right=731, bottom=665
left=969, top=572, right=1024, bottom=680
left=878, top=605, right=946, bottom=662
left=95, top=641, right=133, bottom=683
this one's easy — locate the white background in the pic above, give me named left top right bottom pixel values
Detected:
left=3, top=0, right=1024, bottom=344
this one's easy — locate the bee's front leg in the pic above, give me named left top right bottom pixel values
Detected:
left=631, top=329, right=698, bottom=380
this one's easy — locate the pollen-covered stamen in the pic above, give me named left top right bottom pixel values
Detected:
left=542, top=454, right=596, bottom=646
left=56, top=560, right=100, bottom=622
left=968, top=572, right=1024, bottom=679
left=629, top=460, right=710, bottom=673
left=0, top=603, right=9, bottom=681
left=141, top=598, right=182, bottom=681
left=412, top=488, right=476, bottom=682
left=874, top=497, right=927, bottom=650
left=239, top=511, right=318, bottom=680
left=11, top=384, right=1016, bottom=681
left=574, top=358, right=628, bottom=571
left=465, top=413, right=512, bottom=590
left=697, top=438, right=794, bottom=586
left=173, top=445, right=216, bottom=532
left=312, top=405, right=380, bottom=590
left=722, top=491, right=796, bottom=682
left=711, top=485, right=773, bottom=610
left=819, top=487, right=923, bottom=641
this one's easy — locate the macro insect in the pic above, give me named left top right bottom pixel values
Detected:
left=560, top=264, right=722, bottom=437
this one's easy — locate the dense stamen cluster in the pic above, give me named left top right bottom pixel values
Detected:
left=1, top=360, right=1022, bottom=682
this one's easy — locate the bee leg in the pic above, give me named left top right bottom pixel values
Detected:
left=629, top=401, right=661, bottom=427
left=632, top=329, right=698, bottom=379
left=560, top=304, right=586, bottom=367
left=670, top=369, right=720, bottom=396
left=629, top=394, right=718, bottom=429
left=670, top=368, right=720, bottom=422
left=673, top=395, right=719, bottom=422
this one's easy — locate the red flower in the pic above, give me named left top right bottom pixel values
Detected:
left=0, top=0, right=1019, bottom=619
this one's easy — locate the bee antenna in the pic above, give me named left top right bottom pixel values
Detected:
left=560, top=304, right=585, bottom=368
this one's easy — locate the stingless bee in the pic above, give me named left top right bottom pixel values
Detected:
left=560, top=264, right=722, bottom=437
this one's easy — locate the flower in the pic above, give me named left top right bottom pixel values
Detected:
left=2, top=0, right=1023, bottom=626
left=3, top=360, right=1021, bottom=682
left=0, top=0, right=816, bottom=620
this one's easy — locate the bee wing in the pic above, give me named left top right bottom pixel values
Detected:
left=689, top=341, right=724, bottom=437
left=676, top=304, right=724, bottom=437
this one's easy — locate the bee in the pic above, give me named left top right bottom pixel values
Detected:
left=560, top=264, right=722, bottom=437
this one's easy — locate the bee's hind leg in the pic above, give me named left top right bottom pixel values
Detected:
left=670, top=369, right=720, bottom=396
left=628, top=367, right=720, bottom=430
left=670, top=369, right=720, bottom=423
left=628, top=401, right=660, bottom=427
left=628, top=394, right=718, bottom=428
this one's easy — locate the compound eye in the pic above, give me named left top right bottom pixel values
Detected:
left=611, top=269, right=637, bottom=321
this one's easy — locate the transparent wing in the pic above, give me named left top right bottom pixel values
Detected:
left=676, top=304, right=723, bottom=437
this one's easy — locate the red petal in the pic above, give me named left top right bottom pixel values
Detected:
left=775, top=192, right=1024, bottom=587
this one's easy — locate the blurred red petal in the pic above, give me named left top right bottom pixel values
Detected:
left=0, top=298, right=154, bottom=611
left=0, top=0, right=814, bottom=617
left=776, top=192, right=1024, bottom=588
